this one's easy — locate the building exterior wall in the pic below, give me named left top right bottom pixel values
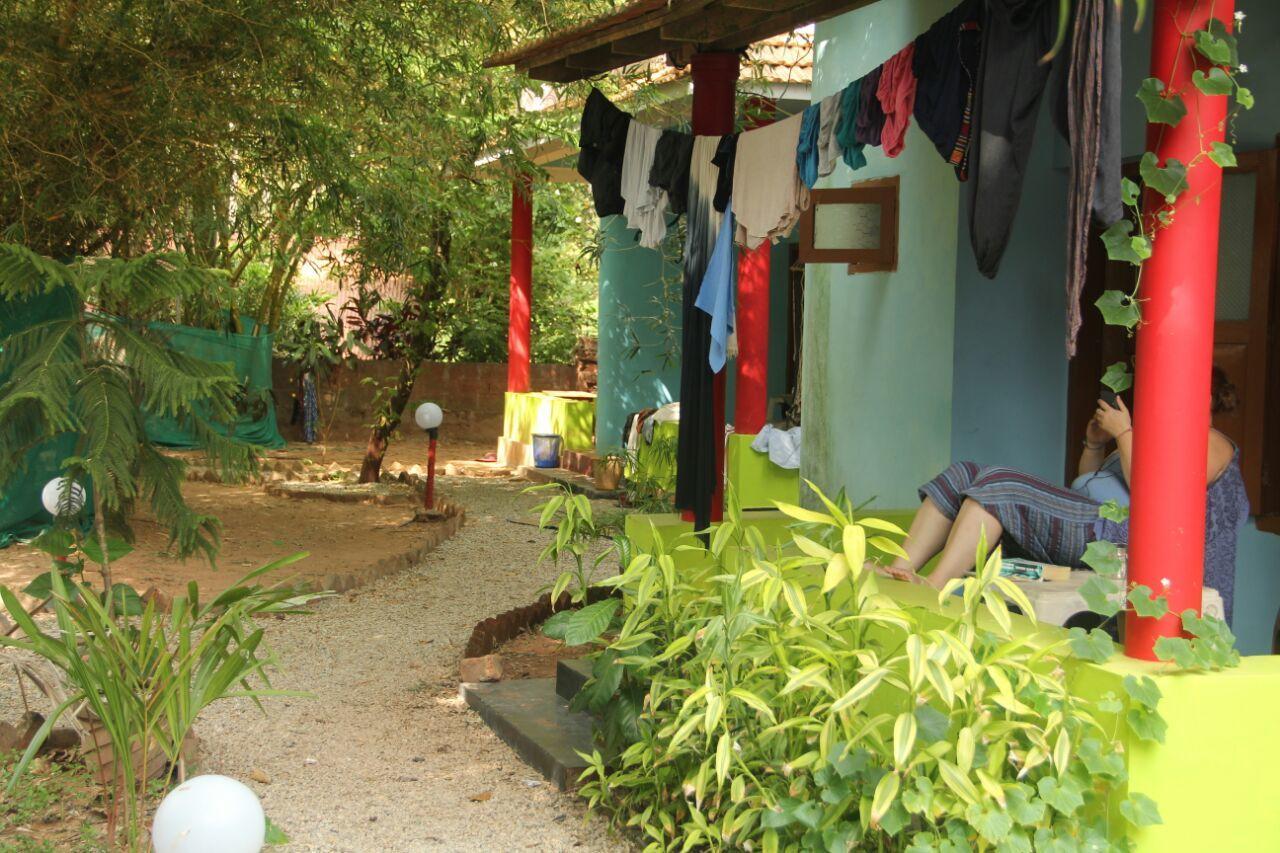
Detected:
left=802, top=0, right=961, bottom=509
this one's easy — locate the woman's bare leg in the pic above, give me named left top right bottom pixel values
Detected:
left=925, top=499, right=1004, bottom=588
left=883, top=497, right=954, bottom=574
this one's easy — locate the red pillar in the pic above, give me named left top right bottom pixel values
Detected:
left=735, top=97, right=777, bottom=435
left=691, top=52, right=739, bottom=524
left=1124, top=0, right=1234, bottom=659
left=508, top=176, right=533, bottom=393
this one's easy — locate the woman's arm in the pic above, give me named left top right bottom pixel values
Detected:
left=1078, top=416, right=1111, bottom=477
left=1096, top=398, right=1133, bottom=484
left=1206, top=429, right=1234, bottom=483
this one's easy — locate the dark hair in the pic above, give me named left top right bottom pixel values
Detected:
left=1211, top=366, right=1238, bottom=415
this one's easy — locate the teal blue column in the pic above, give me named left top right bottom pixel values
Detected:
left=595, top=215, right=684, bottom=450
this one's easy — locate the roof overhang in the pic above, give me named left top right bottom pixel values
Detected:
left=486, top=0, right=873, bottom=82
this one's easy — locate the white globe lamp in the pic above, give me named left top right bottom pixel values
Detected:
left=151, top=774, right=266, bottom=853
left=414, top=401, right=443, bottom=432
left=41, top=478, right=86, bottom=518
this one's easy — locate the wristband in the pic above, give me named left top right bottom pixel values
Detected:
left=1116, top=428, right=1133, bottom=441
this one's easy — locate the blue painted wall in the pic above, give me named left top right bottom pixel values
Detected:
left=950, top=3, right=1280, bottom=653
left=595, top=215, right=683, bottom=450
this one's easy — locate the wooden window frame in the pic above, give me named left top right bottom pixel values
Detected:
left=797, top=176, right=899, bottom=273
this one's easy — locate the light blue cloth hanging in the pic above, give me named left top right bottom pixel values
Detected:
left=695, top=201, right=737, bottom=373
left=795, top=103, right=822, bottom=189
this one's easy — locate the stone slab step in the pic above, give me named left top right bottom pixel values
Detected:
left=556, top=658, right=593, bottom=701
left=518, top=466, right=619, bottom=500
left=462, top=678, right=593, bottom=790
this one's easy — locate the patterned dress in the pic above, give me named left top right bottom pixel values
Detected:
left=920, top=451, right=1250, bottom=623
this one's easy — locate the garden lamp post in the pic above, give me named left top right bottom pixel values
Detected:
left=414, top=402, right=444, bottom=511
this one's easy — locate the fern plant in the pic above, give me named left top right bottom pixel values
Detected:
left=0, top=244, right=259, bottom=596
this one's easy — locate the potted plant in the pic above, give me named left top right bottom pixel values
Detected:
left=595, top=449, right=626, bottom=491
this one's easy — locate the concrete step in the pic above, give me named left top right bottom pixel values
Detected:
left=518, top=466, right=619, bottom=500
left=556, top=658, right=593, bottom=701
left=462, top=678, right=593, bottom=790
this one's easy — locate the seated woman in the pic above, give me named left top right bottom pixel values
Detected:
left=879, top=371, right=1250, bottom=623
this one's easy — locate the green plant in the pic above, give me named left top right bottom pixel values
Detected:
left=0, top=554, right=324, bottom=849
left=0, top=246, right=260, bottom=581
left=528, top=483, right=616, bottom=608
left=567, top=486, right=1161, bottom=851
left=624, top=435, right=678, bottom=514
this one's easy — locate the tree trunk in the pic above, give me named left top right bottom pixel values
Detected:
left=358, top=359, right=421, bottom=483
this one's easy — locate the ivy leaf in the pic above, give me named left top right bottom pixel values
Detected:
left=1120, top=793, right=1163, bottom=827
left=902, top=776, right=935, bottom=815
left=1067, top=627, right=1115, bottom=663
left=541, top=598, right=619, bottom=645
left=1098, top=500, right=1129, bottom=523
left=1098, top=691, right=1124, bottom=714
left=1193, top=19, right=1238, bottom=67
left=1127, top=705, right=1168, bottom=743
left=1140, top=152, right=1189, bottom=203
left=1099, top=221, right=1151, bottom=267
left=965, top=802, right=1013, bottom=844
left=879, top=801, right=910, bottom=837
left=1208, top=141, right=1238, bottom=168
left=1080, top=550, right=1123, bottom=590
left=998, top=831, right=1034, bottom=853
left=265, top=817, right=290, bottom=846
left=1120, top=177, right=1141, bottom=207
left=915, top=704, right=950, bottom=744
left=1136, top=77, right=1187, bottom=126
left=1078, top=737, right=1126, bottom=780
left=1127, top=585, right=1170, bottom=619
left=1192, top=67, right=1233, bottom=96
left=1123, top=674, right=1162, bottom=709
left=1101, top=361, right=1133, bottom=393
left=1237, top=86, right=1254, bottom=110
left=1096, top=288, right=1142, bottom=329
left=1153, top=635, right=1200, bottom=669
left=1004, top=784, right=1046, bottom=826
left=1036, top=775, right=1084, bottom=817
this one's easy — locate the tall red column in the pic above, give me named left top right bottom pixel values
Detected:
left=508, top=176, right=533, bottom=393
left=1124, top=0, right=1234, bottom=659
left=691, top=52, right=739, bottom=524
left=735, top=97, right=777, bottom=435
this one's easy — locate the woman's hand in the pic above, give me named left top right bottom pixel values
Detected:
left=1095, top=397, right=1132, bottom=440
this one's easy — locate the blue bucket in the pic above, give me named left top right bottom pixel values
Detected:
left=532, top=433, right=562, bottom=468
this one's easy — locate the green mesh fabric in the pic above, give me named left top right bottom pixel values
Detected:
left=0, top=288, right=82, bottom=546
left=144, top=317, right=285, bottom=449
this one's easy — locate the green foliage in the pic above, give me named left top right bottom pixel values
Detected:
left=528, top=482, right=618, bottom=607
left=1136, top=77, right=1187, bottom=127
left=0, top=555, right=325, bottom=848
left=572, top=485, right=1151, bottom=851
left=0, top=246, right=261, bottom=561
left=624, top=435, right=678, bottom=513
left=1100, top=362, right=1133, bottom=394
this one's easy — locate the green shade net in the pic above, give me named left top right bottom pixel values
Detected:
left=0, top=287, right=83, bottom=546
left=144, top=317, right=285, bottom=449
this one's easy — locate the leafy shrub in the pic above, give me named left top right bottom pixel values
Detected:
left=561, top=488, right=1160, bottom=851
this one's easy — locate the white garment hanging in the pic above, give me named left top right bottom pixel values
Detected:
left=620, top=121, right=669, bottom=248
left=732, top=112, right=810, bottom=249
left=817, top=92, right=843, bottom=179
left=750, top=424, right=802, bottom=470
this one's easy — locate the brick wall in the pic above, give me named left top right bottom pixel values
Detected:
left=274, top=360, right=578, bottom=442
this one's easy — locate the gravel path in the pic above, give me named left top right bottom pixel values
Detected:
left=0, top=475, right=630, bottom=852
left=197, top=475, right=630, bottom=852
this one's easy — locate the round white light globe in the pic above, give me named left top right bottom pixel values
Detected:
left=41, top=478, right=85, bottom=517
left=151, top=774, right=265, bottom=853
left=414, top=401, right=443, bottom=430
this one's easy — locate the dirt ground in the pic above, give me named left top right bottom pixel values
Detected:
left=0, top=435, right=504, bottom=605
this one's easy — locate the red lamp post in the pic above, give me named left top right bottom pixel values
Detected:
left=1124, top=0, right=1235, bottom=659
left=414, top=402, right=444, bottom=512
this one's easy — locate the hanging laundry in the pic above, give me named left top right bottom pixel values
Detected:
left=733, top=112, right=810, bottom=249
left=835, top=79, right=867, bottom=171
left=620, top=121, right=670, bottom=248
left=855, top=66, right=886, bottom=148
left=913, top=0, right=982, bottom=178
left=817, top=91, right=844, bottom=179
left=674, top=135, right=725, bottom=530
left=713, top=133, right=739, bottom=214
left=877, top=43, right=918, bottom=158
left=795, top=103, right=823, bottom=189
left=1054, top=0, right=1123, bottom=355
left=648, top=129, right=696, bottom=217
left=967, top=0, right=1058, bottom=279
left=695, top=200, right=737, bottom=373
left=576, top=88, right=632, bottom=217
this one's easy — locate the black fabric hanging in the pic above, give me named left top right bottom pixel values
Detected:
left=913, top=0, right=983, bottom=178
left=577, top=88, right=632, bottom=217
left=967, top=0, right=1058, bottom=278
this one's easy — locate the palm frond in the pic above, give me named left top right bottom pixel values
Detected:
left=0, top=245, right=78, bottom=299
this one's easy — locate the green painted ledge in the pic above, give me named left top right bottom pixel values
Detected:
left=502, top=391, right=595, bottom=452
left=623, top=511, right=1280, bottom=851
left=725, top=433, right=801, bottom=509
